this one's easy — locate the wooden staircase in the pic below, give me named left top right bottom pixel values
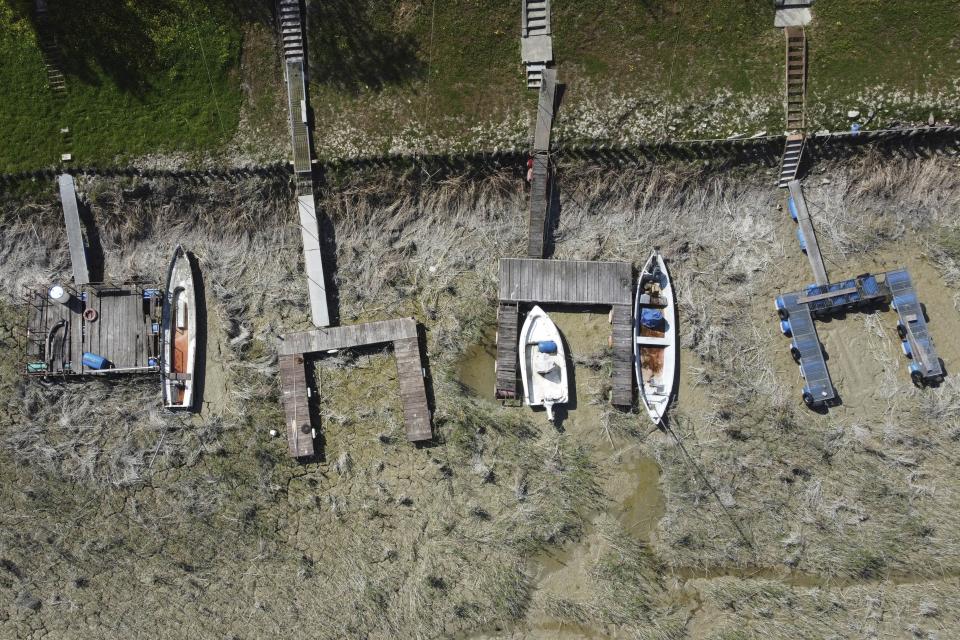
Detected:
left=34, top=2, right=67, bottom=97
left=521, top=0, right=551, bottom=89
left=278, top=0, right=305, bottom=62
left=784, top=26, right=806, bottom=132
left=778, top=134, right=805, bottom=188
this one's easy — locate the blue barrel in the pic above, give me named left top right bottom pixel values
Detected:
left=148, top=357, right=158, bottom=367
left=537, top=340, right=557, bottom=354
left=82, top=352, right=109, bottom=370
left=901, top=340, right=912, bottom=358
left=788, top=197, right=798, bottom=221
left=796, top=228, right=807, bottom=253
left=780, top=319, right=792, bottom=337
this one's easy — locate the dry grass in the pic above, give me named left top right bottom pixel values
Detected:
left=0, top=155, right=959, bottom=637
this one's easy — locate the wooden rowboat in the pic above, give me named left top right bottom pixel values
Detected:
left=634, top=249, right=677, bottom=425
left=519, top=305, right=568, bottom=421
left=161, top=245, right=197, bottom=409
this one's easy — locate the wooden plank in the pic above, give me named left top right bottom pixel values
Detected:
left=610, top=304, right=633, bottom=407
left=788, top=180, right=829, bottom=286
left=278, top=318, right=418, bottom=356
left=58, top=174, right=90, bottom=285
left=495, top=303, right=519, bottom=398
left=532, top=69, right=557, bottom=152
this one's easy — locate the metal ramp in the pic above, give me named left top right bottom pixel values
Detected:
left=787, top=180, right=827, bottom=285
left=778, top=134, right=805, bottom=188
left=778, top=293, right=835, bottom=406
left=58, top=174, right=90, bottom=285
left=887, top=269, right=944, bottom=384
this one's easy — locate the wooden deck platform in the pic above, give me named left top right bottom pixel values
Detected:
left=24, top=283, right=162, bottom=376
left=496, top=258, right=634, bottom=408
left=277, top=317, right=432, bottom=456
left=58, top=174, right=89, bottom=285
left=499, top=258, right=633, bottom=306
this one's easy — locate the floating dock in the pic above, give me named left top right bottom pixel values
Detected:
left=24, top=282, right=162, bottom=376
left=888, top=269, right=944, bottom=384
left=496, top=258, right=633, bottom=407
left=58, top=174, right=90, bottom=285
left=277, top=318, right=432, bottom=457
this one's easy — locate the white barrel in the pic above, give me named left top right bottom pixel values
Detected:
left=48, top=284, right=71, bottom=305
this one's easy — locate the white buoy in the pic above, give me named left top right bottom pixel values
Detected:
left=269, top=429, right=279, bottom=437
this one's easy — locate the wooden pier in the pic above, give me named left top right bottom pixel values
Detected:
left=58, top=174, right=89, bottom=285
left=277, top=318, right=432, bottom=457
left=24, top=282, right=162, bottom=376
left=496, top=258, right=633, bottom=407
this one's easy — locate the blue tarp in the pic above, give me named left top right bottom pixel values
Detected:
left=537, top=340, right=557, bottom=354
left=640, top=308, right=665, bottom=329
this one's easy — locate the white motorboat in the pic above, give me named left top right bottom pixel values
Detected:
left=519, top=305, right=568, bottom=421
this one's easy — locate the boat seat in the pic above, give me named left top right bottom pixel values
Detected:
left=637, top=293, right=667, bottom=307
left=169, top=373, right=192, bottom=381
left=636, top=336, right=669, bottom=347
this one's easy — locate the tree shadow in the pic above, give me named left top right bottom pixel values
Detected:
left=4, top=0, right=173, bottom=95
left=306, top=0, right=424, bottom=92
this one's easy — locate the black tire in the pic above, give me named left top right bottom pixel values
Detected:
left=897, top=324, right=907, bottom=339
left=911, top=370, right=925, bottom=388
left=802, top=392, right=815, bottom=407
left=777, top=307, right=789, bottom=321
left=790, top=347, right=801, bottom=363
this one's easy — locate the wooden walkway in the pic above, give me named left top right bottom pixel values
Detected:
left=495, top=302, right=519, bottom=399
left=277, top=318, right=432, bottom=456
left=610, top=304, right=633, bottom=407
left=24, top=283, right=162, bottom=376
left=279, top=353, right=314, bottom=457
left=784, top=26, right=807, bottom=132
left=58, top=174, right=89, bottom=285
left=527, top=152, right=550, bottom=258
left=496, top=258, right=634, bottom=408
left=788, top=180, right=828, bottom=285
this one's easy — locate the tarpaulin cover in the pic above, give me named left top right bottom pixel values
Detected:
left=640, top=308, right=665, bottom=329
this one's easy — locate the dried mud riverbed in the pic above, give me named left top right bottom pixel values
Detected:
left=2, top=155, right=960, bottom=638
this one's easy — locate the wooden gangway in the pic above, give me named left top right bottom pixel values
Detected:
left=277, top=318, right=432, bottom=457
left=527, top=69, right=557, bottom=258
left=58, top=174, right=89, bottom=285
left=788, top=180, right=828, bottom=286
left=496, top=258, right=634, bottom=407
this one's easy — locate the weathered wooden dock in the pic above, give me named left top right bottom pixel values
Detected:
left=58, top=174, right=89, bottom=285
left=788, top=180, right=828, bottom=286
left=496, top=258, right=633, bottom=407
left=24, top=283, right=162, bottom=376
left=277, top=318, right=432, bottom=457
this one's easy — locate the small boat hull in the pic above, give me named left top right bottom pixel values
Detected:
left=519, top=306, right=568, bottom=421
left=634, top=250, right=677, bottom=424
left=161, top=245, right=197, bottom=410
